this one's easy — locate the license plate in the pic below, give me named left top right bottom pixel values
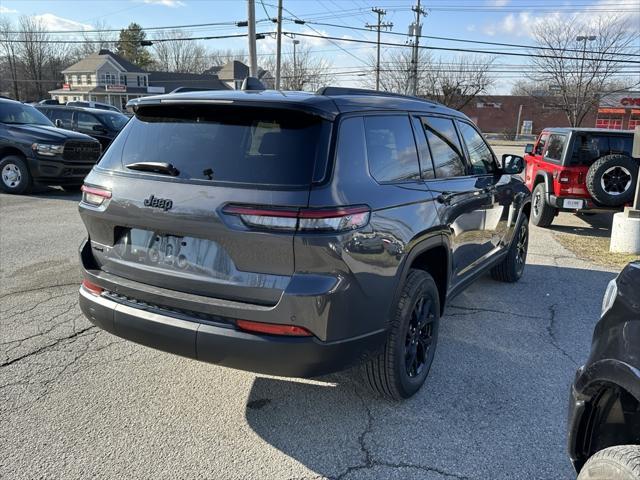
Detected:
left=563, top=199, right=584, bottom=209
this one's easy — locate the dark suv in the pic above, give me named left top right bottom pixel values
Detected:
left=78, top=87, right=531, bottom=399
left=36, top=105, right=129, bottom=151
left=524, top=128, right=637, bottom=227
left=0, top=98, right=101, bottom=194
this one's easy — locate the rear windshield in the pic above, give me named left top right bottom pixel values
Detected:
left=569, top=134, right=633, bottom=166
left=116, top=105, right=330, bottom=187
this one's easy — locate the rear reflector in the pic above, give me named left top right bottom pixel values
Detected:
left=236, top=319, right=312, bottom=337
left=81, top=185, right=112, bottom=206
left=222, top=204, right=370, bottom=233
left=81, top=279, right=104, bottom=296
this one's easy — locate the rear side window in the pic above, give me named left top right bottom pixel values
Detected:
left=421, top=116, right=466, bottom=178
left=545, top=134, right=566, bottom=162
left=77, top=112, right=101, bottom=131
left=120, top=105, right=330, bottom=187
left=363, top=115, right=420, bottom=183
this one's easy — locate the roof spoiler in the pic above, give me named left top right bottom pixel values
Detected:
left=241, top=77, right=266, bottom=91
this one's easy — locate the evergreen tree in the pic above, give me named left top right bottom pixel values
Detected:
left=116, top=23, right=152, bottom=69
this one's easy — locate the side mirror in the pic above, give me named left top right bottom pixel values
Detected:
left=524, top=143, right=534, bottom=154
left=54, top=119, right=63, bottom=128
left=92, top=124, right=107, bottom=133
left=502, top=154, right=525, bottom=175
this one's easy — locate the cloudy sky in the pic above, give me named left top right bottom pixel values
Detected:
left=2, top=0, right=639, bottom=92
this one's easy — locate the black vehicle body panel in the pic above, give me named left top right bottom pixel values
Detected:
left=78, top=89, right=531, bottom=377
left=567, top=261, right=640, bottom=471
left=0, top=99, right=101, bottom=185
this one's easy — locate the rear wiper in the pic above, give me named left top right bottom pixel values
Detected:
left=126, top=162, right=180, bottom=176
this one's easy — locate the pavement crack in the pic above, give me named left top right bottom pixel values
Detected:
left=332, top=387, right=468, bottom=480
left=545, top=304, right=579, bottom=366
left=0, top=325, right=96, bottom=368
left=0, top=282, right=78, bottom=300
left=447, top=304, right=546, bottom=320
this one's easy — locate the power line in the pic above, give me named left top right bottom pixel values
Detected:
left=299, top=20, right=640, bottom=58
left=282, top=31, right=640, bottom=65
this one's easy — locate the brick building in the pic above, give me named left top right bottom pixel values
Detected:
left=460, top=91, right=639, bottom=135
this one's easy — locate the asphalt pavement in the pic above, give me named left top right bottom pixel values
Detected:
left=0, top=186, right=617, bottom=480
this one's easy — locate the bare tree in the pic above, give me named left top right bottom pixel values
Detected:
left=0, top=18, right=21, bottom=99
left=263, top=45, right=333, bottom=91
left=17, top=16, right=55, bottom=99
left=364, top=49, right=494, bottom=109
left=152, top=29, right=209, bottom=73
left=528, top=14, right=638, bottom=126
left=207, top=48, right=247, bottom=67
left=75, top=20, right=116, bottom=59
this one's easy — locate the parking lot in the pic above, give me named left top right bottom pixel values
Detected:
left=0, top=186, right=617, bottom=480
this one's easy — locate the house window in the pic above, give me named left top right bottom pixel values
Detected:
left=81, top=74, right=87, bottom=85
left=137, top=76, right=140, bottom=87
left=143, top=76, right=147, bottom=86
left=120, top=74, right=127, bottom=86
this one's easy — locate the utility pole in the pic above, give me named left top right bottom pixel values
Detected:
left=366, top=8, right=393, bottom=91
left=409, top=0, right=426, bottom=96
left=515, top=104, right=523, bottom=140
left=247, top=0, right=258, bottom=76
left=275, top=0, right=283, bottom=89
left=292, top=38, right=300, bottom=88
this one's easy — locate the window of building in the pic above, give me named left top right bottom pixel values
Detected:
left=457, top=121, right=496, bottom=175
left=629, top=114, right=640, bottom=130
left=595, top=117, right=624, bottom=130
left=137, top=76, right=141, bottom=87
left=421, top=116, right=466, bottom=178
left=363, top=115, right=421, bottom=183
left=143, top=76, right=147, bottom=87
left=476, top=102, right=502, bottom=109
left=120, top=74, right=127, bottom=86
left=545, top=134, right=566, bottom=161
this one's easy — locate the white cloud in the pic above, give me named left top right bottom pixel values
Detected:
left=142, top=0, right=186, bottom=7
left=33, top=14, right=92, bottom=31
left=0, top=6, right=19, bottom=14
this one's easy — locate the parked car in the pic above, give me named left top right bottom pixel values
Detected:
left=0, top=98, right=101, bottom=194
left=36, top=105, right=129, bottom=150
left=37, top=99, right=62, bottom=106
left=66, top=100, right=121, bottom=113
left=524, top=128, right=637, bottom=227
left=567, top=261, right=640, bottom=479
left=77, top=87, right=531, bottom=400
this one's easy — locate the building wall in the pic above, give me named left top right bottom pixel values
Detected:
left=460, top=95, right=598, bottom=135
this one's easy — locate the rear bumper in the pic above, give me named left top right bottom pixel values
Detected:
left=79, top=286, right=385, bottom=377
left=548, top=194, right=622, bottom=212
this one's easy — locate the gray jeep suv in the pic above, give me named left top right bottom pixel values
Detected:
left=78, top=87, right=532, bottom=399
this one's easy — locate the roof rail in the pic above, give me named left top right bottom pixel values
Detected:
left=316, top=86, right=438, bottom=105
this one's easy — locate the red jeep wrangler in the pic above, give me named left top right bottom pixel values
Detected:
left=524, top=128, right=637, bottom=227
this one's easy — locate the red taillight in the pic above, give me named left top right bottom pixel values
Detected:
left=81, top=185, right=111, bottom=206
left=222, top=204, right=370, bottom=233
left=81, top=279, right=104, bottom=296
left=236, top=319, right=313, bottom=337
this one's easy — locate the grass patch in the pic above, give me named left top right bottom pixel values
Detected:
left=553, top=231, right=639, bottom=269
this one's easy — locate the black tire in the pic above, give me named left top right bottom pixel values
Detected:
left=491, top=213, right=528, bottom=283
left=530, top=183, right=556, bottom=227
left=0, top=155, right=32, bottom=195
left=577, top=445, right=640, bottom=480
left=586, top=154, right=637, bottom=207
left=364, top=269, right=440, bottom=400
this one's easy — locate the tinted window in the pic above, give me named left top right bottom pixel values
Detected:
left=608, top=135, right=632, bottom=154
left=545, top=134, right=566, bottom=161
left=48, top=109, right=73, bottom=129
left=457, top=121, right=495, bottom=174
left=120, top=105, right=330, bottom=187
left=0, top=102, right=52, bottom=126
left=411, top=116, right=435, bottom=179
left=421, top=117, right=466, bottom=178
left=77, top=112, right=102, bottom=131
left=569, top=134, right=633, bottom=166
left=363, top=115, right=420, bottom=183
left=97, top=112, right=128, bottom=131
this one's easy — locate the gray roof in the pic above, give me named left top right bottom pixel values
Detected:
left=147, top=71, right=231, bottom=91
left=62, top=49, right=146, bottom=74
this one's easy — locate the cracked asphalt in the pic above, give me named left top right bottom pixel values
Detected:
left=0, top=186, right=618, bottom=480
